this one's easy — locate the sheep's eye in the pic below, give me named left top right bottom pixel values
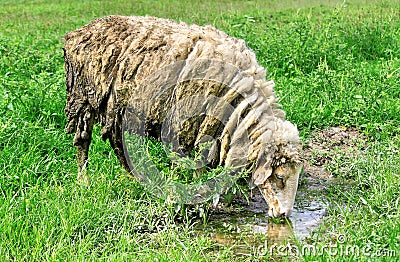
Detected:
left=274, top=173, right=285, bottom=189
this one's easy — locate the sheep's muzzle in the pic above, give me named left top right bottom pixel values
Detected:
left=254, top=163, right=302, bottom=218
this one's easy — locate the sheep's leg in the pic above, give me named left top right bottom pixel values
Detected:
left=106, top=113, right=131, bottom=173
left=77, top=142, right=91, bottom=184
left=74, top=108, right=95, bottom=184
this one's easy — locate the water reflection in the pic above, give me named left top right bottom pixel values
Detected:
left=195, top=190, right=327, bottom=253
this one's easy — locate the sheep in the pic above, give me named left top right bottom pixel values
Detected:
left=63, top=15, right=302, bottom=217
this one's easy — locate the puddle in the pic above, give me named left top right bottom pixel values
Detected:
left=205, top=200, right=326, bottom=241
left=192, top=181, right=328, bottom=258
left=195, top=181, right=327, bottom=251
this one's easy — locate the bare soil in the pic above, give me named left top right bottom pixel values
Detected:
left=302, top=126, right=367, bottom=181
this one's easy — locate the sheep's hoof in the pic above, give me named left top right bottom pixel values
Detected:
left=77, top=170, right=90, bottom=186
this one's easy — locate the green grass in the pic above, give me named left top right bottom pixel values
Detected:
left=0, top=0, right=399, bottom=261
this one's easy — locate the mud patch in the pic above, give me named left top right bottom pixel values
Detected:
left=302, top=126, right=367, bottom=180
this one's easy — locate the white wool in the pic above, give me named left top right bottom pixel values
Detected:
left=273, top=119, right=300, bottom=145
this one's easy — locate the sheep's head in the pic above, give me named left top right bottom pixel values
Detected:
left=251, top=118, right=302, bottom=218
left=253, top=161, right=302, bottom=217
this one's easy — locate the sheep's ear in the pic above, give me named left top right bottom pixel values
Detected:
left=251, top=163, right=273, bottom=187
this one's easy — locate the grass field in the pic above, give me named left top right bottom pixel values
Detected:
left=1, top=0, right=399, bottom=261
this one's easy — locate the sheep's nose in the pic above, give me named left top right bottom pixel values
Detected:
left=280, top=209, right=293, bottom=217
left=272, top=209, right=291, bottom=218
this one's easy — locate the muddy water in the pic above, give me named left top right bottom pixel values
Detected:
left=195, top=175, right=328, bottom=254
